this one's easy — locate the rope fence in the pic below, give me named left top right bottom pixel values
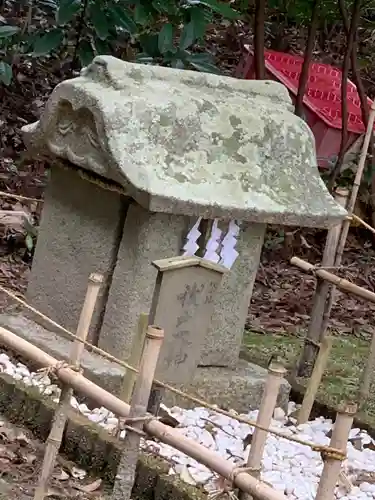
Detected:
left=0, top=282, right=347, bottom=459
left=0, top=189, right=367, bottom=498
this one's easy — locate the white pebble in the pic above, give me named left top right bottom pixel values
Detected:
left=273, top=407, right=285, bottom=421
left=2, top=347, right=375, bottom=499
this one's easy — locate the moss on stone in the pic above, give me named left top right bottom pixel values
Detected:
left=155, top=469, right=206, bottom=500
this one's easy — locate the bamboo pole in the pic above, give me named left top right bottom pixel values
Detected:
left=358, top=327, right=375, bottom=406
left=296, top=189, right=348, bottom=378
left=350, top=213, right=375, bottom=235
left=239, top=363, right=286, bottom=500
left=112, top=326, right=164, bottom=500
left=297, top=336, right=333, bottom=425
left=0, top=326, right=287, bottom=500
left=319, top=103, right=375, bottom=337
left=33, top=273, right=103, bottom=500
left=119, top=313, right=148, bottom=403
left=290, top=256, right=375, bottom=303
left=315, top=403, right=356, bottom=500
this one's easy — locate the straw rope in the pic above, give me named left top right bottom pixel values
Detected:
left=0, top=284, right=346, bottom=460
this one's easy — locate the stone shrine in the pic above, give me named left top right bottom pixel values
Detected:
left=0, top=56, right=347, bottom=411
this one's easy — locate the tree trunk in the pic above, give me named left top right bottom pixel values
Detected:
left=329, top=0, right=362, bottom=190
left=295, top=0, right=320, bottom=117
left=254, top=0, right=266, bottom=79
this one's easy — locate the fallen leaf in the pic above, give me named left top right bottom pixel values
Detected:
left=71, top=466, right=86, bottom=480
left=74, top=478, right=102, bottom=493
left=46, top=487, right=65, bottom=498
left=0, top=426, right=16, bottom=442
left=0, top=445, right=16, bottom=461
left=22, top=452, right=37, bottom=464
left=53, top=470, right=70, bottom=481
left=300, top=234, right=312, bottom=249
left=16, top=431, right=30, bottom=446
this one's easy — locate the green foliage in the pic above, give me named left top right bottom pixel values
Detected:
left=33, top=29, right=64, bottom=55
left=267, top=0, right=348, bottom=26
left=0, top=25, right=20, bottom=38
left=57, top=0, right=81, bottom=25
left=0, top=60, right=12, bottom=85
left=0, top=0, right=240, bottom=85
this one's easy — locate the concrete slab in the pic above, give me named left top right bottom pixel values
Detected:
left=0, top=314, right=290, bottom=413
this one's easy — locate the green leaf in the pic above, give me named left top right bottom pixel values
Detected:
left=39, top=0, right=58, bottom=9
left=107, top=4, right=137, bottom=34
left=158, top=23, right=173, bottom=54
left=93, top=36, right=111, bottom=55
left=78, top=40, right=94, bottom=66
left=139, top=33, right=160, bottom=57
left=33, top=29, right=64, bottom=56
left=187, top=53, right=220, bottom=74
left=179, top=21, right=196, bottom=50
left=134, top=3, right=151, bottom=25
left=25, top=234, right=34, bottom=252
left=57, top=0, right=81, bottom=25
left=152, top=0, right=177, bottom=15
left=89, top=3, right=109, bottom=40
left=189, top=6, right=209, bottom=40
left=0, top=25, right=20, bottom=38
left=0, top=61, right=12, bottom=85
left=200, top=0, right=240, bottom=19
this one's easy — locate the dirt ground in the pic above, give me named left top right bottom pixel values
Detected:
left=0, top=414, right=107, bottom=500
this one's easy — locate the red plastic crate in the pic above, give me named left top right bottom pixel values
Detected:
left=236, top=47, right=373, bottom=168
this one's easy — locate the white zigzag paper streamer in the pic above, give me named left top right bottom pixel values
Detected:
left=182, top=217, right=202, bottom=256
left=219, top=220, right=240, bottom=269
left=182, top=218, right=240, bottom=270
left=203, top=219, right=222, bottom=264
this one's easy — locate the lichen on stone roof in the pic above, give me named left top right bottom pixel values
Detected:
left=22, top=55, right=346, bottom=228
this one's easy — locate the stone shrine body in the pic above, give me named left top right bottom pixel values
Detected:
left=0, top=56, right=347, bottom=411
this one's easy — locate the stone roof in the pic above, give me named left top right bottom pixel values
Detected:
left=22, top=55, right=346, bottom=228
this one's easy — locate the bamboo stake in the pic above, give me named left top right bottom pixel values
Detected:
left=319, top=103, right=375, bottom=337
left=315, top=403, right=357, bottom=500
left=120, top=313, right=148, bottom=403
left=296, top=189, right=348, bottom=378
left=290, top=257, right=375, bottom=303
left=112, top=326, right=164, bottom=500
left=239, top=363, right=286, bottom=500
left=0, top=326, right=287, bottom=500
left=358, top=326, right=375, bottom=406
left=297, top=337, right=333, bottom=425
left=33, top=273, right=103, bottom=500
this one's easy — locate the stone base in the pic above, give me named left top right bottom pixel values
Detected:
left=170, top=363, right=290, bottom=413
left=0, top=314, right=290, bottom=414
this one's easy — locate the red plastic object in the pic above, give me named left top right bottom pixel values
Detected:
left=236, top=47, right=373, bottom=169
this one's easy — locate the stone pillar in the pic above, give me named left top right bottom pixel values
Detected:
left=26, top=165, right=127, bottom=342
left=199, top=222, right=266, bottom=367
left=98, top=203, right=189, bottom=360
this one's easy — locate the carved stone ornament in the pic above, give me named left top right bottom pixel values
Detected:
left=22, top=55, right=346, bottom=227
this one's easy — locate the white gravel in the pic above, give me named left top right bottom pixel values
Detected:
left=1, top=351, right=375, bottom=499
